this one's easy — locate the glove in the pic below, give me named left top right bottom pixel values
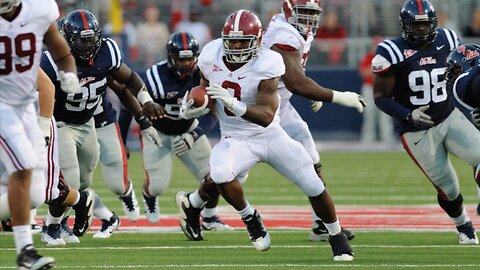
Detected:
left=179, top=91, right=210, bottom=119
left=471, top=107, right=480, bottom=128
left=172, top=131, right=198, bottom=156
left=58, top=71, right=81, bottom=94
left=207, top=84, right=246, bottom=116
left=136, top=115, right=162, bottom=147
left=407, top=105, right=434, bottom=128
left=38, top=116, right=51, bottom=146
left=311, top=100, right=323, bottom=112
left=332, top=91, right=366, bottom=113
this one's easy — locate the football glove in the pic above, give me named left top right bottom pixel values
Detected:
left=38, top=116, right=51, bottom=146
left=179, top=91, right=210, bottom=119
left=332, top=91, right=366, bottom=113
left=471, top=107, right=480, bottom=128
left=207, top=84, right=247, bottom=116
left=311, top=100, right=323, bottom=112
left=172, top=131, right=198, bottom=156
left=407, top=105, right=434, bottom=128
left=58, top=71, right=81, bottom=94
left=136, top=115, right=162, bottom=147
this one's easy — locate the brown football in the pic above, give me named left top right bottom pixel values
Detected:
left=188, top=85, right=214, bottom=108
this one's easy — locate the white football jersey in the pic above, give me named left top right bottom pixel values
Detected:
left=199, top=39, right=285, bottom=138
left=0, top=0, right=59, bottom=106
left=262, top=14, right=314, bottom=107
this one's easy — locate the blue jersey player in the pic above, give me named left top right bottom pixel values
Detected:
left=445, top=43, right=480, bottom=215
left=40, top=10, right=161, bottom=239
left=373, top=0, right=480, bottom=245
left=121, top=32, right=229, bottom=233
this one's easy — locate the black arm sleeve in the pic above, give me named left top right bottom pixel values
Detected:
left=118, top=107, right=133, bottom=145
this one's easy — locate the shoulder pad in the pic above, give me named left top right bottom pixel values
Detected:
left=376, top=39, right=405, bottom=65
left=103, top=38, right=123, bottom=70
left=371, top=54, right=392, bottom=73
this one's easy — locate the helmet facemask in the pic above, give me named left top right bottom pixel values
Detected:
left=222, top=35, right=260, bottom=64
left=69, top=29, right=102, bottom=64
left=168, top=50, right=198, bottom=79
left=289, top=4, right=322, bottom=36
left=401, top=18, right=437, bottom=47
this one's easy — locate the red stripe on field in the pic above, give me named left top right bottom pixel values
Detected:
left=38, top=205, right=480, bottom=231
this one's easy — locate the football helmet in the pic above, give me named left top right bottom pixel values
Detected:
left=222, top=9, right=262, bottom=64
left=166, top=32, right=200, bottom=78
left=445, top=43, right=480, bottom=86
left=57, top=17, right=65, bottom=35
left=0, top=0, right=20, bottom=14
left=282, top=0, right=323, bottom=36
left=63, top=10, right=102, bottom=65
left=399, top=0, right=438, bottom=47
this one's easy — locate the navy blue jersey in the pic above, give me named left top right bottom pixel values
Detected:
left=40, top=38, right=123, bottom=125
left=452, top=65, right=480, bottom=110
left=374, top=28, right=459, bottom=134
left=140, top=61, right=201, bottom=135
left=93, top=91, right=118, bottom=128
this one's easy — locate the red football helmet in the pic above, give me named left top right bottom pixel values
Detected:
left=222, top=9, right=263, bottom=64
left=282, top=0, right=323, bottom=36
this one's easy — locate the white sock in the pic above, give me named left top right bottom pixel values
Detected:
left=93, top=195, right=114, bottom=220
left=324, top=220, right=342, bottom=236
left=13, top=225, right=32, bottom=254
left=45, top=209, right=63, bottom=226
left=29, top=209, right=37, bottom=225
left=452, top=207, right=470, bottom=226
left=189, top=191, right=206, bottom=208
left=202, top=207, right=218, bottom=218
left=238, top=202, right=255, bottom=219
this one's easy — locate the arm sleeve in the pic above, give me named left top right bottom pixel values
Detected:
left=193, top=113, right=218, bottom=138
left=118, top=107, right=133, bottom=144
left=375, top=96, right=410, bottom=121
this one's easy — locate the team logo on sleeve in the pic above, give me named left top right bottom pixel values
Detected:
left=403, top=49, right=417, bottom=58
left=212, top=64, right=222, bottom=72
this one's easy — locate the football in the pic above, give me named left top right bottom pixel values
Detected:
left=188, top=85, right=214, bottom=108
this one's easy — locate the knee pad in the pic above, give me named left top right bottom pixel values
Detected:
left=437, top=193, right=463, bottom=217
left=210, top=166, right=235, bottom=184
left=30, top=169, right=45, bottom=208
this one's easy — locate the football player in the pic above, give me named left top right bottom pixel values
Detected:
left=373, top=0, right=480, bottom=244
left=261, top=0, right=360, bottom=242
left=40, top=9, right=162, bottom=239
left=120, top=32, right=229, bottom=230
left=444, top=43, right=480, bottom=215
left=179, top=10, right=354, bottom=261
left=0, top=0, right=80, bottom=267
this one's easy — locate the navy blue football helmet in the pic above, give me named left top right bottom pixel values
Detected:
left=445, top=43, right=480, bottom=86
left=166, top=32, right=199, bottom=78
left=63, top=10, right=102, bottom=65
left=399, top=0, right=438, bottom=47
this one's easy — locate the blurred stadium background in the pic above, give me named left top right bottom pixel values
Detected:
left=55, top=0, right=480, bottom=147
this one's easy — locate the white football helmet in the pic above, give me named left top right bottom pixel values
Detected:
left=0, top=0, right=21, bottom=14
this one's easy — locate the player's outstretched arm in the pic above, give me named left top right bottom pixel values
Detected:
left=271, top=45, right=365, bottom=113
left=43, top=22, right=80, bottom=94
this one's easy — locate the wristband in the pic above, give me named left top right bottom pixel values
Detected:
left=137, top=85, right=153, bottom=105
left=135, top=114, right=152, bottom=129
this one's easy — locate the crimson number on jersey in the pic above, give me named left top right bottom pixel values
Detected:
left=0, top=33, right=36, bottom=75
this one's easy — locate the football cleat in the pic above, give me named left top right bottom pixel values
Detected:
left=93, top=213, right=120, bottom=239
left=119, top=183, right=140, bottom=221
left=242, top=210, right=270, bottom=251
left=142, top=191, right=160, bottom=223
left=60, top=216, right=80, bottom=243
left=41, top=223, right=66, bottom=246
left=72, top=188, right=95, bottom=237
left=328, top=232, right=354, bottom=261
left=176, top=191, right=203, bottom=241
left=202, top=215, right=234, bottom=231
left=309, top=220, right=355, bottom=242
left=457, top=221, right=479, bottom=245
left=17, top=244, right=55, bottom=270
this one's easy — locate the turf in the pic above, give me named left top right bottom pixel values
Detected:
left=0, top=151, right=478, bottom=269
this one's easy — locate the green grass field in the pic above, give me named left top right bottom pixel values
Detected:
left=1, top=151, right=479, bottom=269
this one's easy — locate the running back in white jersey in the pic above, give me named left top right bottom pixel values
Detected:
left=0, top=0, right=59, bottom=106
left=198, top=39, right=285, bottom=138
left=262, top=13, right=314, bottom=109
